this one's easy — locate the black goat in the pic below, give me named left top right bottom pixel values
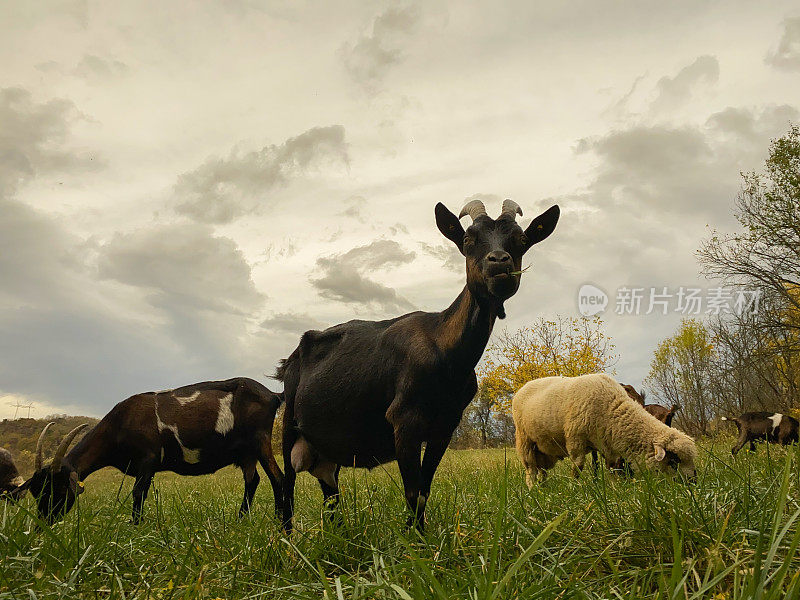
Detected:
left=276, top=199, right=559, bottom=531
left=722, top=411, right=799, bottom=456
left=0, top=447, right=26, bottom=500
left=19, top=378, right=284, bottom=524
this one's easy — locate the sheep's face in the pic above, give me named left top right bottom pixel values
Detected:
left=653, top=442, right=696, bottom=480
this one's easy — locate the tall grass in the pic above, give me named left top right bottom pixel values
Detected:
left=1, top=438, right=798, bottom=599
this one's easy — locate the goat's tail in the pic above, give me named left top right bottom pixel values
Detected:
left=720, top=416, right=741, bottom=431
left=274, top=335, right=309, bottom=408
left=669, top=404, right=681, bottom=414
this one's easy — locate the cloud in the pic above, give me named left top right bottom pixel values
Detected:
left=576, top=104, right=797, bottom=216
left=0, top=87, right=92, bottom=194
left=651, top=55, right=719, bottom=113
left=338, top=195, right=368, bottom=221
left=260, top=311, right=326, bottom=334
left=419, top=242, right=462, bottom=273
left=766, top=17, right=800, bottom=71
left=174, top=125, right=349, bottom=224
left=310, top=239, right=416, bottom=311
left=98, top=223, right=263, bottom=315
left=340, top=5, right=420, bottom=93
left=73, top=54, right=130, bottom=80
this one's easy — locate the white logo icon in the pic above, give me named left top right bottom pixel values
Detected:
left=578, top=284, right=608, bottom=316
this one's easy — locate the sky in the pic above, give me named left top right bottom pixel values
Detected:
left=1, top=1, right=800, bottom=419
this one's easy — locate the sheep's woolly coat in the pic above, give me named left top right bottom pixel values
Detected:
left=512, top=373, right=697, bottom=480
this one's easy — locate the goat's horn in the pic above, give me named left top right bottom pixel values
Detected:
left=458, top=199, right=488, bottom=221
left=51, top=424, right=88, bottom=471
left=500, top=199, right=523, bottom=220
left=35, top=422, right=56, bottom=471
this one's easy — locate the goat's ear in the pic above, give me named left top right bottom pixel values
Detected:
left=653, top=443, right=667, bottom=462
left=10, top=479, right=31, bottom=501
left=524, top=205, right=560, bottom=250
left=435, top=203, right=466, bottom=254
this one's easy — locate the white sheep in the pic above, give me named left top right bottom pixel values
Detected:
left=512, top=373, right=697, bottom=486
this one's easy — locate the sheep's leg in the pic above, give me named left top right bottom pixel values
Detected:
left=566, top=439, right=587, bottom=478
left=258, top=435, right=284, bottom=518
left=239, top=459, right=260, bottom=517
left=515, top=429, right=539, bottom=488
left=281, top=405, right=298, bottom=533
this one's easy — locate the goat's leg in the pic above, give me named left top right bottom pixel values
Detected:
left=239, top=460, right=260, bottom=517
left=131, top=468, right=154, bottom=524
left=731, top=432, right=749, bottom=456
left=419, top=436, right=450, bottom=505
left=281, top=406, right=298, bottom=533
left=318, top=465, right=341, bottom=522
left=258, top=435, right=284, bottom=518
left=395, top=431, right=424, bottom=531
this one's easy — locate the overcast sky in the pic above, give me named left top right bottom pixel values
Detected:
left=1, top=1, right=799, bottom=419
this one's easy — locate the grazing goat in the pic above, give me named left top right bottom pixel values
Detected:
left=0, top=447, right=26, bottom=500
left=19, top=378, right=284, bottom=524
left=721, top=412, right=799, bottom=456
left=513, top=374, right=697, bottom=485
left=276, top=199, right=559, bottom=531
left=622, top=384, right=680, bottom=426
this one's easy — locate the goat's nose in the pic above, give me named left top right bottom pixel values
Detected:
left=486, top=251, right=511, bottom=264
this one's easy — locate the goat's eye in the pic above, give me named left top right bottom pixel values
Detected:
left=463, top=236, right=474, bottom=247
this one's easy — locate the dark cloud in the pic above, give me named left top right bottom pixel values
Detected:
left=338, top=195, right=367, bottom=221
left=330, top=239, right=416, bottom=271
left=576, top=104, right=797, bottom=216
left=0, top=87, right=92, bottom=194
left=707, top=104, right=799, bottom=143
left=310, top=239, right=416, bottom=311
left=174, top=125, right=349, bottom=224
left=98, top=223, right=263, bottom=315
left=73, top=54, right=129, bottom=80
left=0, top=86, right=270, bottom=411
left=766, top=17, right=800, bottom=71
left=260, top=312, right=326, bottom=334
left=340, top=5, right=420, bottom=93
left=419, top=242, right=462, bottom=273
left=651, top=55, right=719, bottom=113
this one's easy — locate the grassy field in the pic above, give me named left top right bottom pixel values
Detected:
left=1, top=438, right=799, bottom=599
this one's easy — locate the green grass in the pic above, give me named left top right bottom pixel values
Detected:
left=2, top=438, right=799, bottom=599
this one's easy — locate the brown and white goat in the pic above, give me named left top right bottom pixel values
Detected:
left=0, top=447, right=26, bottom=500
left=20, top=378, right=284, bottom=524
left=721, top=411, right=799, bottom=456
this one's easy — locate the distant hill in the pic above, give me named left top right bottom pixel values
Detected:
left=0, top=415, right=99, bottom=477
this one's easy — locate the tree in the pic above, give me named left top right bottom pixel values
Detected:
left=480, top=316, right=617, bottom=414
left=698, top=124, right=800, bottom=342
left=697, top=123, right=800, bottom=412
left=645, top=319, right=715, bottom=435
